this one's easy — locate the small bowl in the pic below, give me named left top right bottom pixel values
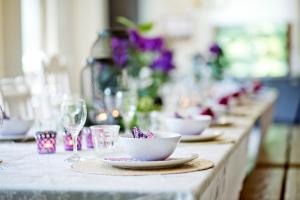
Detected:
left=119, top=132, right=181, bottom=161
left=0, top=118, right=33, bottom=135
left=164, top=115, right=212, bottom=135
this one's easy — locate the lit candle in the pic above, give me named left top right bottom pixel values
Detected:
left=63, top=131, right=82, bottom=151
left=36, top=131, right=57, bottom=154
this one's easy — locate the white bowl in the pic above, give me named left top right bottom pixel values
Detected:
left=164, top=115, right=212, bottom=135
left=119, top=132, right=181, bottom=161
left=0, top=119, right=33, bottom=135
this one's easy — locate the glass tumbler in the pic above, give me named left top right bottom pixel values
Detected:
left=90, top=125, right=120, bottom=156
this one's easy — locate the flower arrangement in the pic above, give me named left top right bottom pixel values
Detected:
left=207, top=43, right=228, bottom=80
left=112, top=17, right=175, bottom=112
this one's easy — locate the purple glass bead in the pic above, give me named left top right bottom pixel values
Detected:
left=36, top=131, right=57, bottom=154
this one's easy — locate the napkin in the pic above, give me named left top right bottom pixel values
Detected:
left=200, top=107, right=216, bottom=119
left=218, top=96, right=231, bottom=106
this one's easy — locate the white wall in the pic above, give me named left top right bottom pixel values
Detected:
left=0, top=0, right=23, bottom=77
left=44, top=0, right=108, bottom=94
left=0, top=0, right=4, bottom=77
left=0, top=0, right=108, bottom=93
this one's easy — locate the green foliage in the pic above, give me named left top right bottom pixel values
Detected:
left=215, top=23, right=289, bottom=77
left=116, top=16, right=136, bottom=29
left=208, top=55, right=228, bottom=80
left=116, top=16, right=154, bottom=33
left=137, top=22, right=154, bottom=33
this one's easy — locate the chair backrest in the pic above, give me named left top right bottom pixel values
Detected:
left=43, top=55, right=71, bottom=102
left=0, top=76, right=33, bottom=119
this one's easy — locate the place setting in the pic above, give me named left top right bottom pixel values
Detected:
left=0, top=106, right=35, bottom=142
left=159, top=110, right=236, bottom=144
left=71, top=127, right=214, bottom=176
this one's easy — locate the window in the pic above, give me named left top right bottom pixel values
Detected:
left=216, top=23, right=290, bottom=78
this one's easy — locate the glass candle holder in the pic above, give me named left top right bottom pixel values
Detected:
left=63, top=131, right=82, bottom=151
left=83, top=127, right=94, bottom=149
left=36, top=131, right=57, bottom=154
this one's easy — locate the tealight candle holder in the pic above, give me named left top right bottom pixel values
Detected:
left=83, top=127, right=94, bottom=149
left=63, top=131, right=82, bottom=151
left=36, top=131, right=57, bottom=154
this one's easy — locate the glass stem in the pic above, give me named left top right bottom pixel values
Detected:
left=72, top=134, right=78, bottom=155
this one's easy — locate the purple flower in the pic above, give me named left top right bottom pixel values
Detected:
left=209, top=43, right=223, bottom=56
left=150, top=50, right=175, bottom=73
left=129, top=29, right=164, bottom=52
left=143, top=37, right=164, bottom=51
left=131, top=127, right=144, bottom=138
left=131, top=127, right=155, bottom=139
left=112, top=38, right=129, bottom=67
left=174, top=112, right=184, bottom=119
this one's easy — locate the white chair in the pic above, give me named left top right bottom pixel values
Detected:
left=0, top=76, right=33, bottom=119
left=41, top=55, right=71, bottom=130
left=43, top=55, right=71, bottom=104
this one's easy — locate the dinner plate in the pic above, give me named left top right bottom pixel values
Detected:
left=0, top=134, right=34, bottom=141
left=180, top=130, right=223, bottom=142
left=211, top=117, right=233, bottom=127
left=100, top=153, right=199, bottom=169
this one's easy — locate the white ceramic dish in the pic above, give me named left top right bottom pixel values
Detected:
left=211, top=117, right=233, bottom=127
left=0, top=119, right=33, bottom=136
left=0, top=134, right=34, bottom=141
left=101, top=153, right=198, bottom=169
left=119, top=132, right=181, bottom=161
left=180, top=130, right=223, bottom=142
left=164, top=115, right=212, bottom=135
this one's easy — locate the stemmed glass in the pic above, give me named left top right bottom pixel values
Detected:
left=60, top=98, right=87, bottom=162
left=116, top=90, right=137, bottom=133
left=0, top=106, right=3, bottom=164
left=0, top=105, right=4, bottom=127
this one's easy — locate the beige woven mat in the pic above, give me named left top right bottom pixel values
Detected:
left=181, top=136, right=236, bottom=144
left=71, top=158, right=214, bottom=176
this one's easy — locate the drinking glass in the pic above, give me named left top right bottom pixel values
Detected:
left=116, top=91, right=137, bottom=133
left=90, top=125, right=120, bottom=156
left=60, top=98, right=87, bottom=162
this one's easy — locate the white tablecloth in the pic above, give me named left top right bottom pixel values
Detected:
left=0, top=91, right=277, bottom=200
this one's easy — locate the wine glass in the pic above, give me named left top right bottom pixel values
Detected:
left=0, top=105, right=4, bottom=127
left=60, top=98, right=87, bottom=162
left=116, top=90, right=137, bottom=133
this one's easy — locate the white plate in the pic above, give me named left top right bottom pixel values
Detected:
left=180, top=130, right=223, bottom=142
left=211, top=118, right=233, bottom=127
left=0, top=134, right=34, bottom=141
left=100, top=153, right=199, bottom=169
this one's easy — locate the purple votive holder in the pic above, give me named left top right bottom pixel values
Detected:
left=83, top=127, right=94, bottom=149
left=36, top=131, right=57, bottom=154
left=63, top=132, right=82, bottom=151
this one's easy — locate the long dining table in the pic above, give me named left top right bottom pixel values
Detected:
left=0, top=89, right=277, bottom=200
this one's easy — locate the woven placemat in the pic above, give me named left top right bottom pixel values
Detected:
left=180, top=136, right=236, bottom=144
left=71, top=158, right=214, bottom=176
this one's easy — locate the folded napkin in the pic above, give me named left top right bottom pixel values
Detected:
left=200, top=107, right=216, bottom=119
left=231, top=91, right=241, bottom=98
left=218, top=95, right=231, bottom=106
left=253, top=81, right=262, bottom=93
